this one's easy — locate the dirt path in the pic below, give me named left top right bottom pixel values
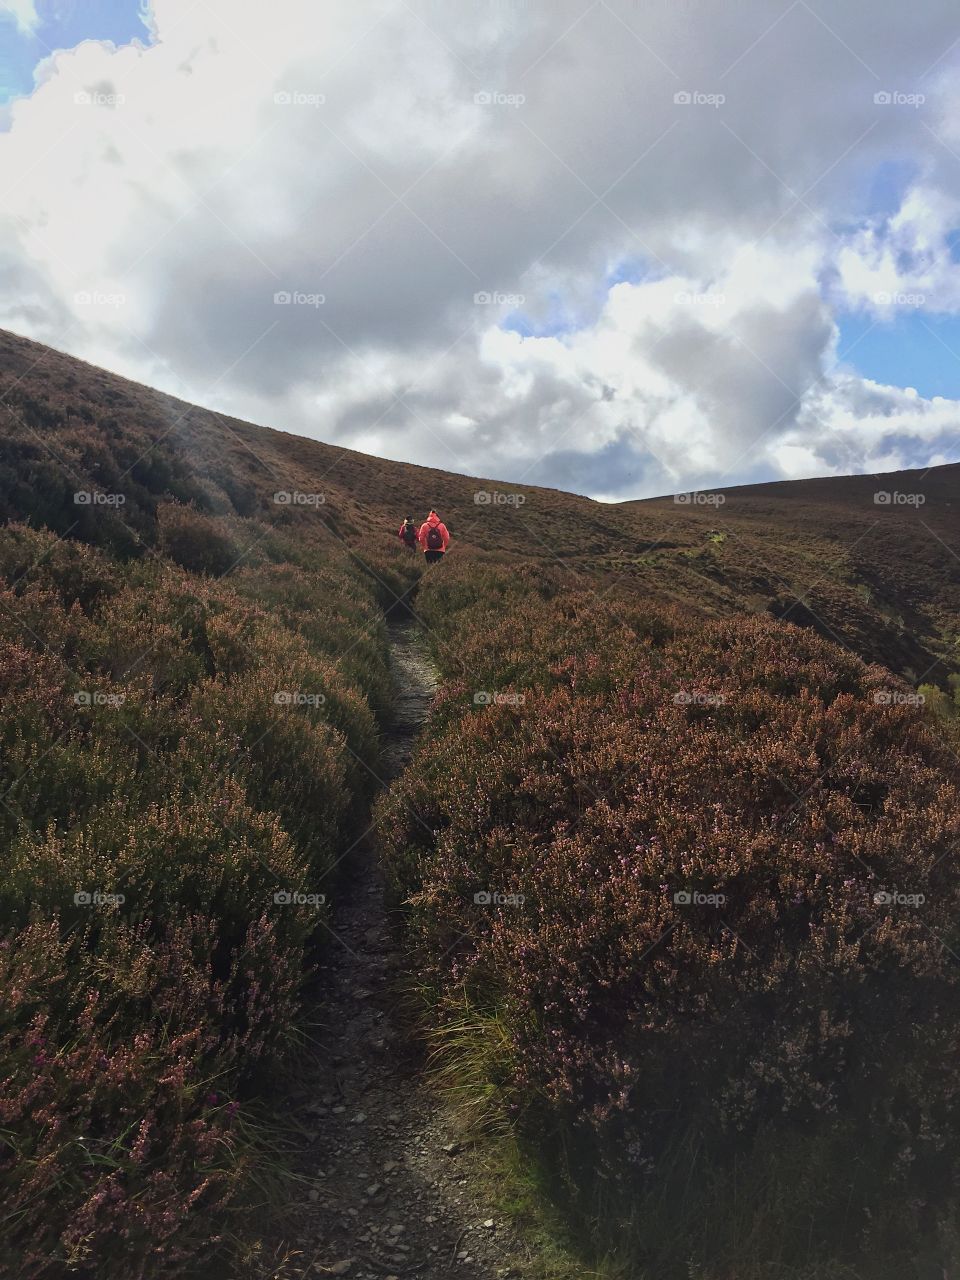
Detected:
left=276, top=617, right=531, bottom=1280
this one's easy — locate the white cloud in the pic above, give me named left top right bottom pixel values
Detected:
left=0, top=0, right=39, bottom=34
left=1, top=0, right=960, bottom=497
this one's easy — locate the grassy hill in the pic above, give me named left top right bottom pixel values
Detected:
left=0, top=325, right=958, bottom=1280
left=2, top=325, right=956, bottom=681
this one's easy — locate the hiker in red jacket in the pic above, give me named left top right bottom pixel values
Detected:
left=397, top=515, right=418, bottom=549
left=418, top=510, right=450, bottom=563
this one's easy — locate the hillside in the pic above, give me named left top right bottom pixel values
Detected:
left=1, top=326, right=959, bottom=1280
left=1, top=326, right=958, bottom=684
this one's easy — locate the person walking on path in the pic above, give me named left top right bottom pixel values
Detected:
left=418, top=510, right=450, bottom=563
left=398, top=515, right=419, bottom=549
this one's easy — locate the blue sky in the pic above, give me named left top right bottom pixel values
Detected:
left=837, top=310, right=960, bottom=399
left=0, top=1, right=149, bottom=105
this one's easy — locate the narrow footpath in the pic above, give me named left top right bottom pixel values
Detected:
left=277, top=616, right=533, bottom=1280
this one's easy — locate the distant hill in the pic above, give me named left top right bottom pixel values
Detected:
left=1, top=325, right=957, bottom=682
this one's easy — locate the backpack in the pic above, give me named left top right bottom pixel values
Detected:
left=401, top=522, right=417, bottom=547
left=426, top=524, right=443, bottom=550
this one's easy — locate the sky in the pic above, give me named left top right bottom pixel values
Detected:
left=1, top=0, right=960, bottom=500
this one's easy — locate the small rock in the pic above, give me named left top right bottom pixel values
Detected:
left=365, top=1183, right=382, bottom=1197
left=382, top=1160, right=398, bottom=1173
left=441, top=1142, right=460, bottom=1156
left=308, top=1188, right=320, bottom=1202
left=483, top=1219, right=495, bottom=1229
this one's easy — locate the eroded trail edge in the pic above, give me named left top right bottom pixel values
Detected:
left=279, top=617, right=529, bottom=1280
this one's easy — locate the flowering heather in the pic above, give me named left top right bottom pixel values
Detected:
left=0, top=526, right=392, bottom=1277
left=378, top=558, right=960, bottom=1274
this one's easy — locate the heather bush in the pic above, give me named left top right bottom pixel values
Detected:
left=379, top=572, right=960, bottom=1277
left=157, top=502, right=244, bottom=577
left=0, top=525, right=392, bottom=1277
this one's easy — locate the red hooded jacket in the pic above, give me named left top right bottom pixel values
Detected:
left=418, top=511, right=450, bottom=553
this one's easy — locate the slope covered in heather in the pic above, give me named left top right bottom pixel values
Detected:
left=0, top=326, right=958, bottom=1279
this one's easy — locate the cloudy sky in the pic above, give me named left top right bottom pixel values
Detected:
left=2, top=0, right=960, bottom=499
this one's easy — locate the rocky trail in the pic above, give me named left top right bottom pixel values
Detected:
left=275, top=616, right=533, bottom=1280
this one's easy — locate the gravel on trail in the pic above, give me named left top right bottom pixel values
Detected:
left=275, top=618, right=533, bottom=1280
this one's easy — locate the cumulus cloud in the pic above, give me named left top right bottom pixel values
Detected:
left=2, top=0, right=960, bottom=497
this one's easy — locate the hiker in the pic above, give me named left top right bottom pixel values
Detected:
left=418, top=509, right=450, bottom=564
left=398, top=515, right=419, bottom=549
